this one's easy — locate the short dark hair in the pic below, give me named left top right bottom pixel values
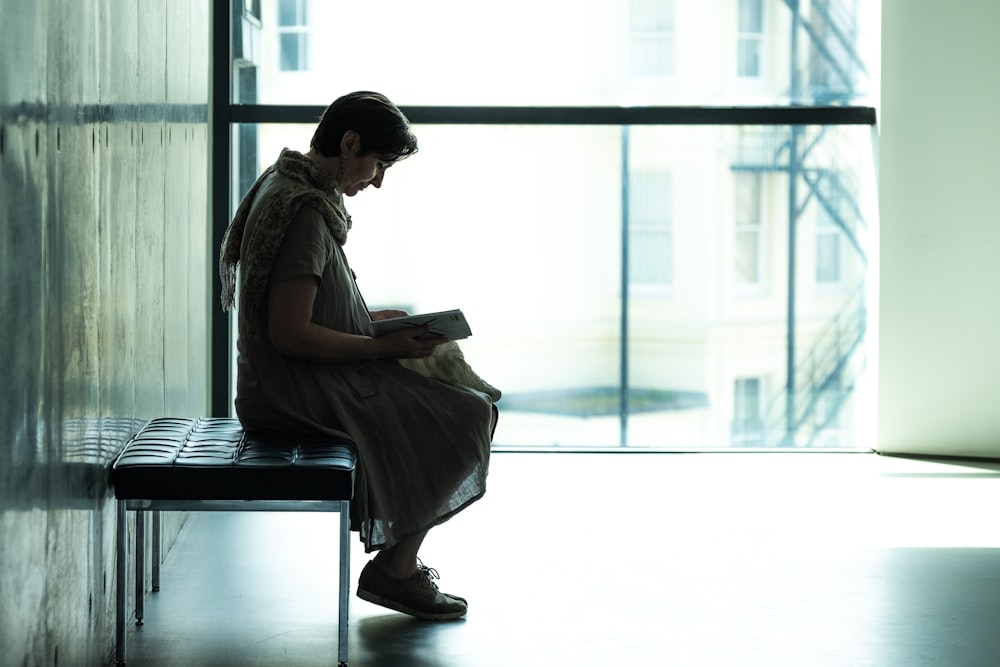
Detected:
left=310, top=91, right=418, bottom=163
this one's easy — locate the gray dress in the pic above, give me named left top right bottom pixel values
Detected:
left=234, top=172, right=492, bottom=552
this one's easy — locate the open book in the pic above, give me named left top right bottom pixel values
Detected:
left=370, top=309, right=472, bottom=341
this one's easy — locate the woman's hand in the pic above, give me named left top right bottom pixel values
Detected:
left=376, top=325, right=448, bottom=359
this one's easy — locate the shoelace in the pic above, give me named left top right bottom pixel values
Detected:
left=416, top=558, right=441, bottom=590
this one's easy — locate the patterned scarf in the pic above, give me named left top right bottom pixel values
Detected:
left=218, top=149, right=352, bottom=335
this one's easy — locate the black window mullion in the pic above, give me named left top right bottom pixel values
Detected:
left=228, top=104, right=876, bottom=127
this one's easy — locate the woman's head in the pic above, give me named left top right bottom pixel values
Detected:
left=311, top=91, right=418, bottom=164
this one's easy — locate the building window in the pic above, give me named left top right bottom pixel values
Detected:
left=244, top=0, right=261, bottom=21
left=629, top=171, right=673, bottom=287
left=628, top=0, right=675, bottom=77
left=815, top=205, right=843, bottom=285
left=738, top=0, right=764, bottom=78
left=732, top=377, right=765, bottom=445
left=735, top=172, right=763, bottom=289
left=277, top=0, right=308, bottom=71
left=811, top=374, right=844, bottom=447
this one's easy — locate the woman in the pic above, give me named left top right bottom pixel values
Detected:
left=219, top=91, right=496, bottom=621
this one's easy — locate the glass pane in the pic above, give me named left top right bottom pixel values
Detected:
left=630, top=35, right=675, bottom=78
left=630, top=0, right=675, bottom=31
left=738, top=0, right=763, bottom=33
left=736, top=172, right=761, bottom=224
left=816, top=233, right=842, bottom=283
left=735, top=229, right=760, bottom=285
left=738, top=39, right=761, bottom=77
left=630, top=229, right=672, bottom=286
left=733, top=377, right=764, bottom=445
left=277, top=0, right=297, bottom=27
left=239, top=123, right=877, bottom=449
left=251, top=0, right=878, bottom=106
left=245, top=0, right=261, bottom=20
left=630, top=172, right=672, bottom=225
left=629, top=170, right=673, bottom=286
left=278, top=33, right=301, bottom=72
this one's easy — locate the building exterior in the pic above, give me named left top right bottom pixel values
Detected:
left=236, top=0, right=879, bottom=448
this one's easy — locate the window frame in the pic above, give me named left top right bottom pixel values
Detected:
left=210, top=2, right=879, bottom=449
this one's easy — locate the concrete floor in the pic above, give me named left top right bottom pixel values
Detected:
left=121, top=451, right=1000, bottom=667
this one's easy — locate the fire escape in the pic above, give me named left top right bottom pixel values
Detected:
left=733, top=0, right=870, bottom=447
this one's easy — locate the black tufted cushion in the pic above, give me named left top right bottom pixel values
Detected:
left=112, top=417, right=356, bottom=501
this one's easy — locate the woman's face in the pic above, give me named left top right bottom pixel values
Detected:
left=340, top=152, right=391, bottom=197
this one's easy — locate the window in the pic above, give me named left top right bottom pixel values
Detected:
left=812, top=375, right=845, bottom=447
left=225, top=1, right=879, bottom=450
left=732, top=377, right=764, bottom=446
left=735, top=172, right=764, bottom=289
left=816, top=205, right=843, bottom=286
left=244, top=0, right=261, bottom=20
left=277, top=0, right=308, bottom=71
left=628, top=0, right=675, bottom=77
left=629, top=171, right=673, bottom=288
left=738, top=0, right=764, bottom=78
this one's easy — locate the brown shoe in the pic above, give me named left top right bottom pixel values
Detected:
left=357, top=559, right=468, bottom=621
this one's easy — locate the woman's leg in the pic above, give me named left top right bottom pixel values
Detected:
left=370, top=402, right=493, bottom=580
left=373, top=530, right=427, bottom=579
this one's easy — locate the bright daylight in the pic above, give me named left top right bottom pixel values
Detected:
left=238, top=0, right=881, bottom=450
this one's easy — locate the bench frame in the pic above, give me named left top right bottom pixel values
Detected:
left=115, top=498, right=350, bottom=666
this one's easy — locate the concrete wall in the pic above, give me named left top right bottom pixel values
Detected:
left=877, top=0, right=1000, bottom=456
left=0, top=1, right=210, bottom=664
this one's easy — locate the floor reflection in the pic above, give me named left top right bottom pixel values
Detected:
left=356, top=614, right=464, bottom=667
left=123, top=452, right=1000, bottom=667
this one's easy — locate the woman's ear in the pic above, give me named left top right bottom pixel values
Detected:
left=339, top=130, right=360, bottom=156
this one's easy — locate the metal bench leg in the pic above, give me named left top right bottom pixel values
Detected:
left=116, top=500, right=127, bottom=666
left=135, top=509, right=145, bottom=626
left=338, top=500, right=350, bottom=667
left=152, top=510, right=161, bottom=592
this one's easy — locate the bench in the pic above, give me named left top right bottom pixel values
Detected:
left=111, top=417, right=356, bottom=666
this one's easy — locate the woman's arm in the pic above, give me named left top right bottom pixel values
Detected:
left=267, top=275, right=444, bottom=362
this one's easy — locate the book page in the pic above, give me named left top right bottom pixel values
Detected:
left=370, top=309, right=472, bottom=341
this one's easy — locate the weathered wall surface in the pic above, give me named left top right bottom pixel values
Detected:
left=0, top=1, right=210, bottom=663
